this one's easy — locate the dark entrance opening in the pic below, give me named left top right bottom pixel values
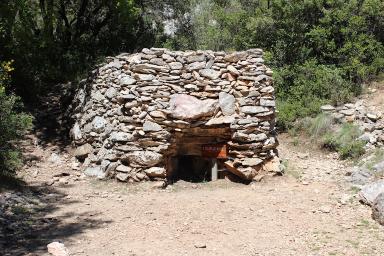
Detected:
left=170, top=155, right=214, bottom=182
left=166, top=128, right=232, bottom=183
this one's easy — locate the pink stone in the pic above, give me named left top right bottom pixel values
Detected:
left=169, top=94, right=218, bottom=120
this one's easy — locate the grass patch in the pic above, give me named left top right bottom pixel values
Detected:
left=288, top=113, right=366, bottom=160
left=307, top=113, right=334, bottom=139
left=323, top=123, right=366, bottom=159
left=365, top=148, right=384, bottom=171
left=311, top=246, right=321, bottom=252
left=11, top=205, right=30, bottom=215
left=346, top=239, right=360, bottom=249
left=359, top=219, right=370, bottom=228
left=291, top=136, right=300, bottom=146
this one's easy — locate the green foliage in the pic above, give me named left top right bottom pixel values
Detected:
left=275, top=61, right=353, bottom=128
left=286, top=113, right=366, bottom=159
left=323, top=123, right=366, bottom=159
left=162, top=0, right=249, bottom=50
left=308, top=0, right=384, bottom=81
left=193, top=0, right=248, bottom=50
left=0, top=0, right=156, bottom=101
left=0, top=62, right=33, bottom=175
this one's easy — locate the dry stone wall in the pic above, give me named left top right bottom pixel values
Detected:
left=70, top=48, right=279, bottom=183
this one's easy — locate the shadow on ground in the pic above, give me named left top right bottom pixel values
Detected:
left=0, top=177, right=112, bottom=256
left=26, top=82, right=76, bottom=149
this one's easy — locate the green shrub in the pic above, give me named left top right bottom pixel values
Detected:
left=0, top=62, right=33, bottom=176
left=323, top=123, right=366, bottom=159
left=276, top=97, right=327, bottom=129
left=276, top=61, right=353, bottom=129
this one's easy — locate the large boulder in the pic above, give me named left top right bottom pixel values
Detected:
left=372, top=192, right=384, bottom=225
left=373, top=161, right=384, bottom=173
left=359, top=180, right=384, bottom=205
left=346, top=168, right=373, bottom=186
left=169, top=94, right=218, bottom=120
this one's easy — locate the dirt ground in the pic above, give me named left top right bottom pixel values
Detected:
left=2, top=131, right=384, bottom=256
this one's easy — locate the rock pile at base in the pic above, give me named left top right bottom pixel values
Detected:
left=321, top=101, right=383, bottom=149
left=69, top=48, right=278, bottom=182
left=325, top=100, right=384, bottom=225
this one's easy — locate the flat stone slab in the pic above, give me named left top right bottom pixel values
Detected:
left=169, top=94, right=217, bottom=120
left=205, top=116, right=235, bottom=126
left=321, top=105, right=335, bottom=111
left=241, top=106, right=269, bottom=114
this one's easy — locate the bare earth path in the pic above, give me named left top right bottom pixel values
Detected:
left=2, top=134, right=384, bottom=256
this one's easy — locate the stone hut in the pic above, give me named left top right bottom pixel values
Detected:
left=70, top=48, right=279, bottom=183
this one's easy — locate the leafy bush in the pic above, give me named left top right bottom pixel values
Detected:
left=323, top=123, right=366, bottom=159
left=0, top=61, right=32, bottom=175
left=275, top=61, right=354, bottom=129
left=0, top=1, right=155, bottom=101
left=308, top=0, right=384, bottom=82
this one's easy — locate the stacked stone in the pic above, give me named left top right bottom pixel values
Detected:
left=70, top=48, right=278, bottom=182
left=321, top=101, right=383, bottom=148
